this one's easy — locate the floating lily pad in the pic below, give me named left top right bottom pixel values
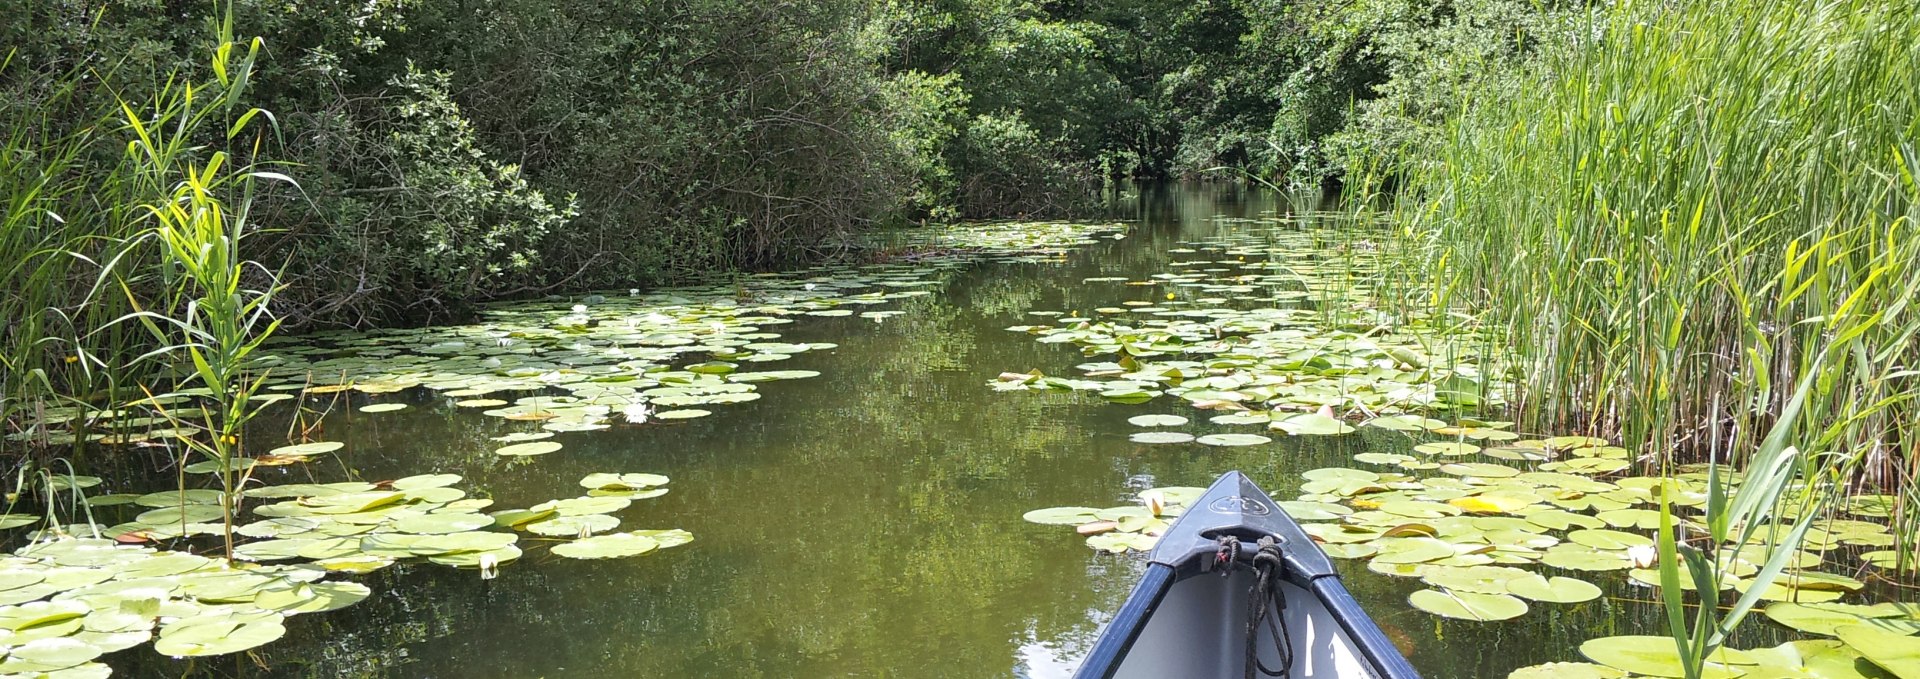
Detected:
left=1506, top=575, right=1603, bottom=603
left=1130, top=431, right=1196, bottom=444
left=391, top=513, right=495, bottom=535
left=496, top=441, right=563, bottom=456
left=1127, top=414, right=1188, bottom=427
left=1741, top=639, right=1888, bottom=679
left=1087, top=532, right=1157, bottom=553
left=1196, top=433, right=1271, bottom=447
left=526, top=514, right=621, bottom=537
left=1408, top=589, right=1528, bottom=621
left=1415, top=442, right=1481, bottom=456
left=0, top=637, right=103, bottom=672
left=1024, top=507, right=1103, bottom=525
left=1507, top=662, right=1626, bottom=679
left=1367, top=415, right=1447, bottom=432
left=1271, top=413, right=1355, bottom=436
left=551, top=532, right=662, bottom=559
left=153, top=612, right=287, bottom=656
left=1835, top=625, right=1920, bottom=679
left=1764, top=602, right=1920, bottom=636
left=579, top=473, right=669, bottom=491
left=1579, top=635, right=1752, bottom=678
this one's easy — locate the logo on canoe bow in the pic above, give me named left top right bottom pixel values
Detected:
left=1207, top=495, right=1272, bottom=516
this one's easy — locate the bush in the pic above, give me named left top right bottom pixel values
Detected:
left=950, top=112, right=1098, bottom=218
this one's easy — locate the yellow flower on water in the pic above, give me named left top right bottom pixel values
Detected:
left=1164, top=293, right=1175, bottom=300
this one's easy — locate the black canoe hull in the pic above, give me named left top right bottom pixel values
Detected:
left=1072, top=471, right=1422, bottom=679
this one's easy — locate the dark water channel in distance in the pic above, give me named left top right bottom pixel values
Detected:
left=109, top=185, right=1786, bottom=678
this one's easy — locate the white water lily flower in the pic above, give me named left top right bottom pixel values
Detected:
left=571, top=304, right=587, bottom=313
left=623, top=402, right=653, bottom=424
left=629, top=288, right=639, bottom=296
left=804, top=283, right=817, bottom=291
left=1627, top=544, right=1658, bottom=569
left=478, top=552, right=499, bottom=580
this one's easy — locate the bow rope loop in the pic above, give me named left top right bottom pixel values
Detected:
left=1246, top=536, right=1294, bottom=679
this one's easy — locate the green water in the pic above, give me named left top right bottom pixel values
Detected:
left=107, top=185, right=1781, bottom=678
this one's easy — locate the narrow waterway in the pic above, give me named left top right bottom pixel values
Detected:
left=99, top=185, right=1784, bottom=679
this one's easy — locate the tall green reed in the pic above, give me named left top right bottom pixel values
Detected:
left=1398, top=0, right=1920, bottom=665
left=115, top=27, right=287, bottom=560
left=1404, top=0, right=1920, bottom=490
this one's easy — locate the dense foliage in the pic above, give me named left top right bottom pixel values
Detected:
left=0, top=0, right=1576, bottom=443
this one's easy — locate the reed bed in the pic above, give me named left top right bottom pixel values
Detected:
left=1, top=23, right=271, bottom=468
left=1404, top=0, right=1920, bottom=503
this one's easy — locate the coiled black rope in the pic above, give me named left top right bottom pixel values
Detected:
left=1212, top=535, right=1296, bottom=677
left=1245, top=537, right=1295, bottom=679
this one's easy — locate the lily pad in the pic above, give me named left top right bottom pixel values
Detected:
left=1579, top=635, right=1752, bottom=678
left=1024, top=507, right=1102, bottom=525
left=1408, top=589, right=1528, bottom=621
left=551, top=532, right=662, bottom=559
left=526, top=514, right=622, bottom=537
left=1508, top=663, right=1626, bottom=679
left=496, top=441, right=563, bottom=456
left=391, top=513, right=496, bottom=535
left=1506, top=574, right=1603, bottom=603
left=1835, top=625, right=1920, bottom=679
left=153, top=612, right=287, bottom=656
left=1765, top=602, right=1920, bottom=636
left=1270, top=413, right=1355, bottom=436
left=1195, top=433, right=1272, bottom=447
left=1130, top=432, right=1196, bottom=444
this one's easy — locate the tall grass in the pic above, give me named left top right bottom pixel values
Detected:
left=2, top=14, right=285, bottom=558
left=0, top=49, right=164, bottom=456
left=1406, top=0, right=1920, bottom=496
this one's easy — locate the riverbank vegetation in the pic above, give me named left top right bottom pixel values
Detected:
left=1403, top=0, right=1919, bottom=498
left=0, top=0, right=1566, bottom=449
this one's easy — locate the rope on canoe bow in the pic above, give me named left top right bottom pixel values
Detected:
left=1217, top=536, right=1295, bottom=679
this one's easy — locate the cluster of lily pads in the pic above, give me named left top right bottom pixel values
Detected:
left=0, top=471, right=686, bottom=676
left=1026, top=414, right=1920, bottom=678
left=0, top=220, right=1131, bottom=677
left=15, top=221, right=1127, bottom=451
left=995, top=225, right=1499, bottom=424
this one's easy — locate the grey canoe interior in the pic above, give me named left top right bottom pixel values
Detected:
left=1071, top=471, right=1423, bottom=679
